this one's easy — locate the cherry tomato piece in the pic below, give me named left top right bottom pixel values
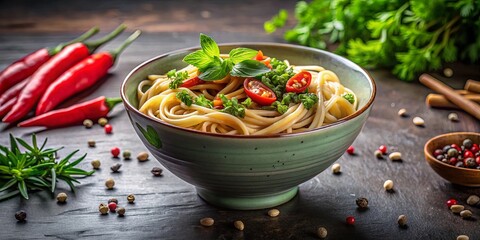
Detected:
left=180, top=76, right=205, bottom=88
left=243, top=78, right=276, bottom=106
left=255, top=50, right=265, bottom=61
left=285, top=71, right=312, bottom=93
left=213, top=96, right=223, bottom=109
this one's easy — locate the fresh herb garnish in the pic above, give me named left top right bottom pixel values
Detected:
left=218, top=94, right=245, bottom=118
left=342, top=93, right=355, bottom=104
left=241, top=97, right=253, bottom=108
left=272, top=92, right=318, bottom=114
left=168, top=69, right=189, bottom=89
left=194, top=94, right=213, bottom=108
left=0, top=134, right=93, bottom=201
left=298, top=93, right=319, bottom=109
left=176, top=90, right=193, bottom=106
left=259, top=58, right=295, bottom=97
left=183, top=34, right=270, bottom=81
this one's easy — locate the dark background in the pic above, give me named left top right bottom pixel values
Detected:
left=0, top=1, right=479, bottom=239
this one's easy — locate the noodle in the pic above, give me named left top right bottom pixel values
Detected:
left=137, top=57, right=357, bottom=135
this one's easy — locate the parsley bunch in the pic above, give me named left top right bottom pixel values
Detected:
left=0, top=134, right=93, bottom=201
left=266, top=0, right=480, bottom=81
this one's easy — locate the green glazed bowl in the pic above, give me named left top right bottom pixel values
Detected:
left=121, top=43, right=376, bottom=210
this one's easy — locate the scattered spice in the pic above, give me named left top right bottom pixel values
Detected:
left=15, top=210, right=27, bottom=221
left=356, top=197, right=369, bottom=209
left=104, top=124, right=113, bottom=134
left=443, top=67, right=453, bottom=77
left=331, top=163, right=341, bottom=174
left=108, top=198, right=118, bottom=204
left=346, top=146, right=355, bottom=155
left=378, top=145, right=387, bottom=155
left=151, top=167, right=163, bottom=176
left=108, top=202, right=117, bottom=212
left=99, top=203, right=109, bottom=215
left=383, top=180, right=394, bottom=191
left=110, top=163, right=122, bottom=173
left=448, top=112, right=459, bottom=122
left=389, top=152, right=402, bottom=161
left=346, top=216, right=355, bottom=225
left=127, top=194, right=135, bottom=203
left=200, top=217, right=214, bottom=227
left=105, top=178, right=115, bottom=190
left=56, top=192, right=67, bottom=203
left=122, top=150, right=131, bottom=159
left=412, top=117, right=424, bottom=126
left=83, top=119, right=93, bottom=128
left=91, top=159, right=101, bottom=169
left=446, top=199, right=458, bottom=208
left=137, top=151, right=149, bottom=162
left=433, top=139, right=480, bottom=169
left=98, top=117, right=108, bottom=126
left=233, top=220, right=244, bottom=231
left=268, top=208, right=280, bottom=217
left=460, top=210, right=472, bottom=219
left=457, top=235, right=469, bottom=240
left=397, top=215, right=407, bottom=227
left=466, top=195, right=480, bottom=206
left=397, top=108, right=407, bottom=117
left=111, top=147, right=120, bottom=158
left=450, top=204, right=465, bottom=214
left=87, top=139, right=96, bottom=148
left=117, top=207, right=126, bottom=217
left=317, top=227, right=328, bottom=239
left=374, top=150, right=383, bottom=159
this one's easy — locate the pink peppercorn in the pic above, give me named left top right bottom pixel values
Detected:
left=475, top=156, right=480, bottom=165
left=448, top=157, right=457, bottom=165
left=471, top=144, right=479, bottom=154
left=346, top=146, right=354, bottom=155
left=451, top=144, right=461, bottom=152
left=104, top=124, right=113, bottom=134
left=111, top=147, right=120, bottom=158
left=464, top=150, right=474, bottom=159
left=379, top=145, right=387, bottom=155
left=446, top=199, right=457, bottom=208
left=346, top=216, right=355, bottom=225
left=108, top=202, right=117, bottom=212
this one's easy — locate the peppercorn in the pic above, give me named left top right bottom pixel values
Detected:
left=87, top=139, right=96, bottom=148
left=442, top=145, right=452, bottom=153
left=122, top=150, right=132, bottom=159
left=15, top=210, right=27, bottom=221
left=233, top=220, right=244, bottom=231
left=99, top=203, right=109, bottom=215
left=436, top=155, right=445, bottom=161
left=450, top=204, right=465, bottom=214
left=457, top=235, right=469, bottom=240
left=110, top=163, right=122, bottom=173
left=449, top=157, right=458, bottom=165
left=83, top=119, right=93, bottom=128
left=111, top=147, right=120, bottom=158
left=104, top=124, right=113, bottom=134
left=447, top=148, right=458, bottom=158
left=98, top=117, right=108, bottom=127
left=137, top=151, right=149, bottom=162
left=455, top=161, right=464, bottom=168
left=463, top=139, right=473, bottom=149
left=464, top=158, right=476, bottom=168
left=317, top=227, right=328, bottom=239
left=463, top=150, right=474, bottom=159
left=356, top=197, right=369, bottom=209
left=448, top=113, right=459, bottom=122
left=446, top=199, right=458, bottom=208
left=56, top=192, right=67, bottom=203
left=397, top=108, right=407, bottom=117
left=379, top=145, right=387, bottom=154
left=105, top=178, right=115, bottom=189
left=108, top=198, right=118, bottom=204
left=460, top=210, right=473, bottom=219
left=443, top=68, right=453, bottom=77
left=451, top=144, right=462, bottom=152
left=127, top=194, right=135, bottom=203
left=91, top=159, right=101, bottom=169
left=108, top=202, right=117, bottom=212
left=383, top=180, right=394, bottom=191
left=397, top=215, right=407, bottom=227
left=374, top=150, right=383, bottom=159
left=331, top=163, right=341, bottom=174
left=346, top=146, right=354, bottom=155
left=389, top=152, right=402, bottom=161
left=412, top=116, right=424, bottom=126
left=346, top=216, right=355, bottom=225
left=268, top=208, right=280, bottom=217
left=471, top=144, right=479, bottom=154
left=200, top=217, right=214, bottom=227
left=433, top=149, right=443, bottom=157
left=117, top=207, right=126, bottom=217
left=151, top=167, right=163, bottom=176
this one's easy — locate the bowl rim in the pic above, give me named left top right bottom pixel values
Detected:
left=424, top=132, right=480, bottom=172
left=121, top=42, right=376, bottom=139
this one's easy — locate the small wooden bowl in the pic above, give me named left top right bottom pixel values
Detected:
left=424, top=132, right=480, bottom=187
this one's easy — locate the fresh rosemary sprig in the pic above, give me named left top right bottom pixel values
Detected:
left=0, top=134, right=93, bottom=201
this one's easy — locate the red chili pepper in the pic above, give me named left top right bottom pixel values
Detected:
left=36, top=30, right=141, bottom=115
left=0, top=97, right=17, bottom=118
left=179, top=76, right=205, bottom=88
left=18, top=96, right=122, bottom=128
left=243, top=78, right=276, bottom=106
left=0, top=78, right=29, bottom=106
left=285, top=71, right=312, bottom=93
left=0, top=27, right=99, bottom=95
left=3, top=25, right=126, bottom=123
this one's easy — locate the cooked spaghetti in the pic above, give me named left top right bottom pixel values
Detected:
left=137, top=35, right=357, bottom=135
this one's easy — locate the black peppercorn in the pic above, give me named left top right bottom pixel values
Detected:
left=15, top=210, right=26, bottom=221
left=447, top=148, right=458, bottom=158
left=108, top=198, right=118, bottom=204
left=463, top=139, right=473, bottom=149
left=151, top=167, right=163, bottom=177
left=442, top=145, right=452, bottom=153
left=455, top=161, right=464, bottom=168
left=436, top=155, right=445, bottom=161
left=356, top=197, right=369, bottom=209
left=110, top=163, right=122, bottom=173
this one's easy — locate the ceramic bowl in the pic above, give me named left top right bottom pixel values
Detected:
left=424, top=132, right=480, bottom=187
left=121, top=43, right=376, bottom=210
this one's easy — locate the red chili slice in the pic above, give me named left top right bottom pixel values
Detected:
left=243, top=78, right=276, bottom=106
left=180, top=76, right=205, bottom=88
left=285, top=71, right=312, bottom=93
left=254, top=50, right=272, bottom=69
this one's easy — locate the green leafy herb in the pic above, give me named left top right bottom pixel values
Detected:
left=342, top=93, right=355, bottom=104
left=136, top=123, right=162, bottom=148
left=194, top=94, right=213, bottom=108
left=219, top=94, right=245, bottom=118
left=272, top=101, right=289, bottom=114
left=241, top=97, right=253, bottom=108
left=168, top=69, right=190, bottom=89
left=298, top=93, right=319, bottom=110
left=259, top=58, right=295, bottom=97
left=266, top=0, right=480, bottom=81
left=0, top=134, right=93, bottom=201
left=176, top=90, right=193, bottom=106
left=183, top=34, right=271, bottom=81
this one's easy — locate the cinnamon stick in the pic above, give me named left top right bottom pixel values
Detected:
left=426, top=93, right=480, bottom=109
left=465, top=79, right=480, bottom=94
left=419, top=74, right=480, bottom=120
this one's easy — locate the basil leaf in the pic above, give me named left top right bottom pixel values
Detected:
left=199, top=59, right=230, bottom=81
left=229, top=48, right=258, bottom=64
left=230, top=60, right=271, bottom=77
left=200, top=33, right=220, bottom=57
left=183, top=50, right=212, bottom=71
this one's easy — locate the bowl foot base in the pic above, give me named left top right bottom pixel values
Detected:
left=196, top=187, right=298, bottom=210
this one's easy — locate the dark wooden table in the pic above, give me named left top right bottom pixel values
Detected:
left=1, top=1, right=480, bottom=239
